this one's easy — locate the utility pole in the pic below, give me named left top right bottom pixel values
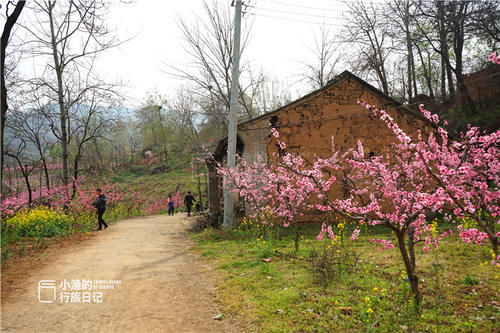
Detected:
left=223, top=0, right=242, bottom=230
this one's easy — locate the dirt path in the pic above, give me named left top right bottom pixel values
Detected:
left=1, top=214, right=237, bottom=333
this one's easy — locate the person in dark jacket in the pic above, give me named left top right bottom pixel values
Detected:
left=93, top=188, right=108, bottom=230
left=167, top=196, right=175, bottom=216
left=184, top=191, right=196, bottom=217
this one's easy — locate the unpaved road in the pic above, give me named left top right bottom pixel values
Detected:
left=1, top=214, right=237, bottom=333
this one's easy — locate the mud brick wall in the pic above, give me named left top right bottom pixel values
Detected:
left=238, top=75, right=429, bottom=223
left=239, top=126, right=269, bottom=165
left=456, top=64, right=500, bottom=107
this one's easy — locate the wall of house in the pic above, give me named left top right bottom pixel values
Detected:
left=238, top=76, right=430, bottom=222
left=457, top=64, right=500, bottom=107
left=238, top=126, right=269, bottom=165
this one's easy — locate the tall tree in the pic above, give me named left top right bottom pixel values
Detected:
left=301, top=24, right=340, bottom=90
left=135, top=92, right=171, bottom=170
left=342, top=0, right=393, bottom=95
left=24, top=0, right=119, bottom=186
left=1, top=0, right=25, bottom=179
left=169, top=0, right=270, bottom=138
left=387, top=0, right=418, bottom=102
left=6, top=107, right=54, bottom=191
left=68, top=88, right=120, bottom=196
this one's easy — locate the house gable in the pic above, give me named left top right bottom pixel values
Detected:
left=237, top=70, right=429, bottom=165
left=208, top=70, right=431, bottom=214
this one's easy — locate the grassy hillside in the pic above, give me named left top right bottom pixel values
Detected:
left=111, top=166, right=209, bottom=209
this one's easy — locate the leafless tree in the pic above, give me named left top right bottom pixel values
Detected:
left=414, top=0, right=499, bottom=108
left=21, top=0, right=121, bottom=186
left=341, top=1, right=394, bottom=95
left=386, top=0, right=419, bottom=102
left=134, top=92, right=170, bottom=168
left=1, top=0, right=26, bottom=181
left=168, top=0, right=270, bottom=131
left=3, top=135, right=41, bottom=205
left=68, top=88, right=120, bottom=196
left=300, top=24, right=340, bottom=90
left=6, top=106, right=55, bottom=191
left=168, top=88, right=201, bottom=148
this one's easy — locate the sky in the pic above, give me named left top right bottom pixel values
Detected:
left=92, top=0, right=355, bottom=107
left=0, top=0, right=377, bottom=108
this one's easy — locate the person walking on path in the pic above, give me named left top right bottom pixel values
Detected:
left=93, top=188, right=108, bottom=230
left=167, top=196, right=175, bottom=216
left=184, top=192, right=196, bottom=217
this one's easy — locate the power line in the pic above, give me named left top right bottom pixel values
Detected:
left=248, top=12, right=346, bottom=27
left=326, top=0, right=395, bottom=5
left=247, top=4, right=347, bottom=20
left=263, top=0, right=351, bottom=12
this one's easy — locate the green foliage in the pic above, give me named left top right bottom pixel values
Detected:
left=190, top=223, right=499, bottom=332
left=440, top=104, right=500, bottom=135
left=461, top=275, right=480, bottom=286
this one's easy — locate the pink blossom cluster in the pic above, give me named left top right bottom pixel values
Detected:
left=72, top=182, right=126, bottom=212
left=370, top=238, right=395, bottom=251
left=171, top=191, right=182, bottom=209
left=1, top=182, right=75, bottom=216
left=355, top=101, right=499, bottom=253
left=350, top=228, right=360, bottom=241
left=217, top=147, right=314, bottom=228
left=488, top=52, right=500, bottom=64
left=145, top=199, right=169, bottom=215
left=457, top=225, right=491, bottom=245
left=316, top=222, right=335, bottom=240
left=422, top=229, right=453, bottom=252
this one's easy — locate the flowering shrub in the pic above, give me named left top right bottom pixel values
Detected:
left=309, top=220, right=359, bottom=286
left=1, top=206, right=94, bottom=239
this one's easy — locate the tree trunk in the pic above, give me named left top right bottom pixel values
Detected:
left=452, top=26, right=476, bottom=113
left=204, top=168, right=209, bottom=210
left=1, top=1, right=26, bottom=180
left=43, top=158, right=50, bottom=192
left=197, top=170, right=203, bottom=211
left=411, top=57, right=418, bottom=99
left=23, top=168, right=32, bottom=207
left=39, top=169, right=43, bottom=199
left=437, top=0, right=456, bottom=103
left=48, top=1, right=70, bottom=186
left=405, top=2, right=413, bottom=102
left=294, top=221, right=299, bottom=252
left=445, top=62, right=455, bottom=102
left=408, top=225, right=416, bottom=270
left=440, top=55, right=446, bottom=101
left=71, top=156, right=79, bottom=200
left=396, top=230, right=420, bottom=304
left=415, top=44, right=435, bottom=100
left=486, top=232, right=498, bottom=256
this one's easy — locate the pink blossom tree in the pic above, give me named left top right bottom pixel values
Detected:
left=270, top=117, right=441, bottom=303
left=406, top=106, right=499, bottom=256
left=217, top=144, right=313, bottom=251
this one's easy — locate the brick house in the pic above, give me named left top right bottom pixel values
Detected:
left=207, top=70, right=431, bottom=220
